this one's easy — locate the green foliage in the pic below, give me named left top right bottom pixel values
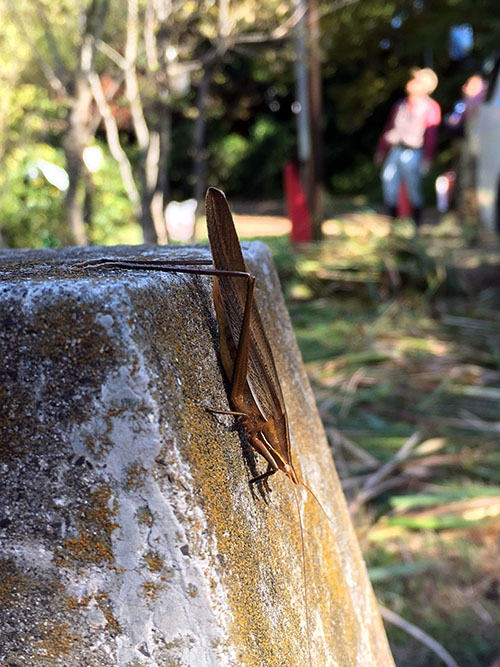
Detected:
left=242, top=117, right=295, bottom=196
left=87, top=146, right=141, bottom=246
left=211, top=133, right=250, bottom=185
left=210, top=117, right=295, bottom=197
left=0, top=144, right=65, bottom=248
left=0, top=141, right=141, bottom=248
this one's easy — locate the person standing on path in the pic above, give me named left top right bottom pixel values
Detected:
left=375, top=68, right=441, bottom=226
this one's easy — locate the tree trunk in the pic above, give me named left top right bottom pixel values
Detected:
left=140, top=130, right=161, bottom=244
left=293, top=0, right=312, bottom=204
left=60, top=0, right=111, bottom=246
left=147, top=100, right=171, bottom=244
left=124, top=0, right=159, bottom=244
left=150, top=95, right=171, bottom=245
left=88, top=70, right=143, bottom=233
left=62, top=76, right=92, bottom=246
left=139, top=183, right=159, bottom=244
left=150, top=23, right=172, bottom=245
left=192, top=65, right=214, bottom=218
left=63, top=157, right=86, bottom=246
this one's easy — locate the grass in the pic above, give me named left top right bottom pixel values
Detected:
left=257, top=212, right=500, bottom=667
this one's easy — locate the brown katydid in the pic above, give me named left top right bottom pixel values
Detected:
left=83, top=187, right=329, bottom=659
left=85, top=187, right=305, bottom=488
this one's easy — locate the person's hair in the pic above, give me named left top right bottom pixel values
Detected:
left=409, top=67, right=438, bottom=94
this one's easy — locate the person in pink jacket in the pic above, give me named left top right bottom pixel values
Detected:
left=375, top=68, right=441, bottom=226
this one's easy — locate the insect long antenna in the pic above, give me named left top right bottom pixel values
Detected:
left=292, top=483, right=312, bottom=667
left=299, top=480, right=335, bottom=528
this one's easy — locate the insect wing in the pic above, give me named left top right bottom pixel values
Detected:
left=205, top=188, right=290, bottom=452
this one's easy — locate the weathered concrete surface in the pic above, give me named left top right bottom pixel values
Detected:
left=0, top=243, right=394, bottom=666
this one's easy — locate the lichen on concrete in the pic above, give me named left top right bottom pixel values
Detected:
left=0, top=244, right=394, bottom=666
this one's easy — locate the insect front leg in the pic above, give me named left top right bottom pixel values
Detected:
left=245, top=433, right=281, bottom=492
left=249, top=463, right=277, bottom=486
left=206, top=408, right=247, bottom=418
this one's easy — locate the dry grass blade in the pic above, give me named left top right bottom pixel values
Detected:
left=349, top=431, right=421, bottom=514
left=459, top=409, right=500, bottom=434
left=379, top=605, right=459, bottom=667
left=442, top=314, right=500, bottom=331
left=380, top=252, right=402, bottom=289
left=339, top=367, right=366, bottom=418
left=404, top=495, right=500, bottom=520
left=398, top=446, right=481, bottom=473
left=349, top=473, right=418, bottom=509
left=368, top=406, right=500, bottom=433
left=341, top=473, right=373, bottom=491
left=325, top=427, right=379, bottom=466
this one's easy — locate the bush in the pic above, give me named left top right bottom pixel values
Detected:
left=0, top=144, right=65, bottom=248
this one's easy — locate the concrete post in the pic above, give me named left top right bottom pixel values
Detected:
left=0, top=243, right=394, bottom=666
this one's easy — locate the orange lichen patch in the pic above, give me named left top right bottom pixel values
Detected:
left=137, top=507, right=154, bottom=527
left=32, top=621, right=77, bottom=661
left=85, top=433, right=114, bottom=458
left=0, top=558, right=31, bottom=607
left=187, top=583, right=198, bottom=598
left=56, top=485, right=120, bottom=567
left=143, top=551, right=164, bottom=573
left=63, top=592, right=121, bottom=634
left=126, top=464, right=147, bottom=490
left=142, top=581, right=165, bottom=603
left=90, top=486, right=119, bottom=526
left=94, top=592, right=121, bottom=634
left=61, top=531, right=114, bottom=564
left=64, top=594, right=93, bottom=612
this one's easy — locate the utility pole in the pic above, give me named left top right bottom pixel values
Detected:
left=293, top=0, right=311, bottom=187
left=308, top=0, right=324, bottom=239
left=293, top=0, right=324, bottom=240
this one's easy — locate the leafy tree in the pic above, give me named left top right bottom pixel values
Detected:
left=92, top=0, right=301, bottom=237
left=2, top=0, right=500, bottom=249
left=4, top=0, right=111, bottom=245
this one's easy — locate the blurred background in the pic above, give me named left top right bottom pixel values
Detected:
left=2, top=1, right=500, bottom=664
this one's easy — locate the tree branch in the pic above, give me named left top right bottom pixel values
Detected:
left=32, top=0, right=69, bottom=89
left=83, top=0, right=111, bottom=46
left=88, top=71, right=141, bottom=210
left=144, top=0, right=158, bottom=71
left=232, top=3, right=306, bottom=45
left=125, top=0, right=150, bottom=150
left=96, top=40, right=127, bottom=69
left=379, top=605, right=459, bottom=667
left=5, top=0, right=68, bottom=96
left=88, top=71, right=125, bottom=135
